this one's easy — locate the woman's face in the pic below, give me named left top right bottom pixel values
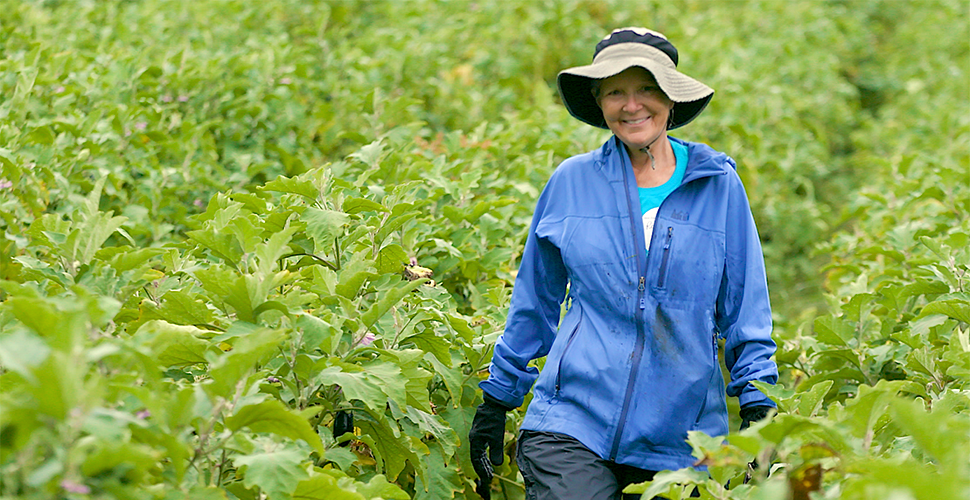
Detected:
left=596, top=67, right=673, bottom=151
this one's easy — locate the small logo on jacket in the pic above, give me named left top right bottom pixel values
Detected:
left=670, top=210, right=689, bottom=221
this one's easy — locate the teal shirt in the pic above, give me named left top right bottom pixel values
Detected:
left=638, top=139, right=688, bottom=251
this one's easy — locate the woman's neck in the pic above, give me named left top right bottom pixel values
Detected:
left=627, top=136, right=675, bottom=188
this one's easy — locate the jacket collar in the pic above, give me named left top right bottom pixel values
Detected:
left=598, top=136, right=730, bottom=185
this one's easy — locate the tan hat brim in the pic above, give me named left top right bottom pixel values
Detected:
left=558, top=43, right=714, bottom=129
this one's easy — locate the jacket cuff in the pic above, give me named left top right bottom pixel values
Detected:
left=482, top=391, right=517, bottom=412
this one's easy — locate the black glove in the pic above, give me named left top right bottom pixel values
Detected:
left=468, top=393, right=514, bottom=500
left=739, top=405, right=773, bottom=431
left=333, top=410, right=354, bottom=446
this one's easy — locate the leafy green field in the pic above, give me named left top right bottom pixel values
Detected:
left=1, top=1, right=967, bottom=499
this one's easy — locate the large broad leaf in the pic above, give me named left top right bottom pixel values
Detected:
left=260, top=175, right=319, bottom=199
left=356, top=360, right=408, bottom=411
left=206, top=326, right=285, bottom=399
left=186, top=228, right=244, bottom=265
left=813, top=315, right=851, bottom=347
left=425, top=353, right=463, bottom=407
left=621, top=468, right=710, bottom=497
left=403, top=407, right=458, bottom=461
left=313, top=365, right=387, bottom=413
left=376, top=243, right=409, bottom=275
left=918, top=298, right=970, bottom=324
left=413, top=442, right=462, bottom=500
left=292, top=471, right=364, bottom=500
left=0, top=330, right=50, bottom=384
left=6, top=297, right=87, bottom=352
left=342, top=197, right=388, bottom=215
left=256, top=225, right=300, bottom=277
left=303, top=207, right=349, bottom=253
left=354, top=409, right=423, bottom=483
left=226, top=399, right=324, bottom=454
left=68, top=211, right=128, bottom=265
left=360, top=279, right=426, bottom=330
left=794, top=380, right=834, bottom=418
left=355, top=474, right=410, bottom=500
left=374, top=211, right=418, bottom=250
left=235, top=447, right=309, bottom=500
left=148, top=290, right=215, bottom=326
left=134, top=320, right=209, bottom=367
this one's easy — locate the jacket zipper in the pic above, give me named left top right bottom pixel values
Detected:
left=611, top=152, right=649, bottom=461
left=656, top=226, right=674, bottom=288
left=606, top=139, right=728, bottom=460
left=554, top=314, right=583, bottom=397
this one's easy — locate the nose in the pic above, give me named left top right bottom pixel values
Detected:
left=622, top=94, right=642, bottom=113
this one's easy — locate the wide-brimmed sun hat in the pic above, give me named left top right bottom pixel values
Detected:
left=558, top=27, right=714, bottom=130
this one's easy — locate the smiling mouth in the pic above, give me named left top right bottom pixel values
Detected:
left=623, top=117, right=650, bottom=125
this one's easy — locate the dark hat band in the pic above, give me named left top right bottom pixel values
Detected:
left=594, top=29, right=678, bottom=66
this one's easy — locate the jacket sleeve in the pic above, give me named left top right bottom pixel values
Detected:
left=479, top=175, right=568, bottom=408
left=716, top=168, right=778, bottom=409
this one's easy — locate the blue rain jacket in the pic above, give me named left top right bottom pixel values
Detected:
left=481, top=136, right=778, bottom=472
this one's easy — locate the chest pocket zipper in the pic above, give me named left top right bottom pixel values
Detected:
left=656, top=226, right=674, bottom=288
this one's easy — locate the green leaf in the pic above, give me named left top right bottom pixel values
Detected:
left=187, top=228, right=244, bottom=265
left=66, top=211, right=128, bottom=265
left=256, top=225, right=300, bottom=276
left=261, top=175, right=319, bottom=199
left=150, top=290, right=215, bottom=326
left=108, top=247, right=166, bottom=272
left=355, top=409, right=421, bottom=482
left=297, top=314, right=337, bottom=354
left=360, top=279, right=426, bottom=330
left=794, top=380, right=834, bottom=417
left=621, top=468, right=710, bottom=496
left=355, top=474, right=410, bottom=500
left=335, top=254, right=375, bottom=299
left=342, top=197, right=388, bottom=215
left=313, top=365, right=387, bottom=412
left=235, top=447, right=309, bottom=499
left=413, top=442, right=462, bottom=500
left=918, top=298, right=970, bottom=324
left=0, top=330, right=50, bottom=384
left=303, top=207, right=350, bottom=253
left=424, top=353, right=462, bottom=405
left=292, top=470, right=364, bottom=500
left=813, top=315, right=850, bottom=346
left=135, top=320, right=209, bottom=367
left=226, top=400, right=324, bottom=454
left=6, top=297, right=86, bottom=351
left=374, top=211, right=418, bottom=249
left=206, top=326, right=285, bottom=398
left=348, top=139, right=385, bottom=168
left=376, top=244, right=408, bottom=275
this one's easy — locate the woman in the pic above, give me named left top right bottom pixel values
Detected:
left=468, top=28, right=778, bottom=499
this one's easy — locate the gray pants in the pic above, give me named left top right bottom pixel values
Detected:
left=516, top=430, right=657, bottom=500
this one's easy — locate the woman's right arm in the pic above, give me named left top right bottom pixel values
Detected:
left=479, top=180, right=568, bottom=408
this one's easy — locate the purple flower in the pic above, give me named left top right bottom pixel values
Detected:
left=61, top=480, right=91, bottom=494
left=55, top=86, right=66, bottom=93
left=136, top=409, right=151, bottom=419
left=135, top=122, right=147, bottom=131
left=266, top=376, right=280, bottom=383
left=161, top=94, right=173, bottom=103
left=279, top=77, right=292, bottom=85
left=0, top=179, right=11, bottom=189
left=178, top=95, right=189, bottom=102
left=193, top=198, right=204, bottom=208
left=360, top=332, right=376, bottom=347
